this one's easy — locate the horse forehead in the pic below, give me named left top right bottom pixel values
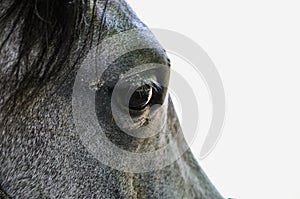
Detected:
left=96, top=0, right=167, bottom=58
left=85, top=0, right=170, bottom=78
left=96, top=0, right=146, bottom=33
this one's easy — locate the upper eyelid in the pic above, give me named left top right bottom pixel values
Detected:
left=108, top=80, right=162, bottom=101
left=120, top=79, right=161, bottom=93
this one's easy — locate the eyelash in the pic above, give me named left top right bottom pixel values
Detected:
left=110, top=79, right=163, bottom=111
left=126, top=80, right=162, bottom=94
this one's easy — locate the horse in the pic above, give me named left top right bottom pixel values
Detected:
left=0, top=0, right=224, bottom=198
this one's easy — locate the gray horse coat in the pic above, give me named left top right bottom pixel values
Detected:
left=0, top=0, right=223, bottom=198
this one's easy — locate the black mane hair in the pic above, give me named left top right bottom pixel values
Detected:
left=0, top=0, right=107, bottom=118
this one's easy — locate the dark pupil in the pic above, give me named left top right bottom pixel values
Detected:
left=129, top=84, right=152, bottom=110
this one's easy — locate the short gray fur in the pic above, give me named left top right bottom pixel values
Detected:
left=0, top=0, right=224, bottom=198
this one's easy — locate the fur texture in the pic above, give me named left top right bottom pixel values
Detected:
left=0, top=0, right=223, bottom=198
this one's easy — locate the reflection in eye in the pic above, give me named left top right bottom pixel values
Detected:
left=112, top=78, right=163, bottom=113
left=129, top=84, right=153, bottom=110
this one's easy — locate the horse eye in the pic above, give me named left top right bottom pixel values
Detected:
left=129, top=84, right=153, bottom=110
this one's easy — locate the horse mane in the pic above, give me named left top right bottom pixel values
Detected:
left=0, top=0, right=107, bottom=118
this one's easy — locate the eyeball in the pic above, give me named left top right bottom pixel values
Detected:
left=129, top=84, right=153, bottom=110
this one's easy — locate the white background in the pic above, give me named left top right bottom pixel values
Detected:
left=127, top=0, right=300, bottom=198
